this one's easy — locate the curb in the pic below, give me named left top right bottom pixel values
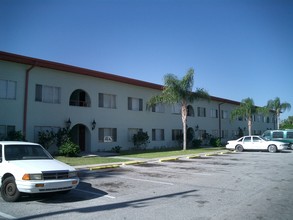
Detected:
left=89, top=164, right=121, bottom=170
left=159, top=157, right=179, bottom=162
left=76, top=150, right=233, bottom=171
left=122, top=161, right=146, bottom=165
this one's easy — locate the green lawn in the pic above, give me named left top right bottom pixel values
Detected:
left=120, top=147, right=226, bottom=158
left=54, top=156, right=129, bottom=166
left=55, top=147, right=226, bottom=166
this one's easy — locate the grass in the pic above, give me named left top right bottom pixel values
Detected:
left=54, top=156, right=129, bottom=166
left=55, top=147, right=226, bottom=166
left=120, top=147, right=226, bottom=158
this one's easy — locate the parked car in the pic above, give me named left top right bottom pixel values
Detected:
left=262, top=130, right=293, bottom=150
left=0, top=141, right=79, bottom=202
left=226, top=136, right=288, bottom=153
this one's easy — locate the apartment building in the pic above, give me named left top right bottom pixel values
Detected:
left=0, top=51, right=275, bottom=152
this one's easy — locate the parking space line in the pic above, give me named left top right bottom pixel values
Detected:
left=74, top=188, right=116, bottom=199
left=0, top=211, right=17, bottom=219
left=118, top=176, right=174, bottom=185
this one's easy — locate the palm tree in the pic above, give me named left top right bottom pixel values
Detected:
left=147, top=68, right=210, bottom=150
left=266, top=97, right=291, bottom=129
left=230, top=98, right=257, bottom=136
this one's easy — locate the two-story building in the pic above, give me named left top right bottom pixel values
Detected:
left=0, top=51, right=275, bottom=152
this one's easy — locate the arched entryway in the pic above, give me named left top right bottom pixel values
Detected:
left=71, top=124, right=90, bottom=152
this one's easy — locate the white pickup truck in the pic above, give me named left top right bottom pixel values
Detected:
left=0, top=141, right=79, bottom=202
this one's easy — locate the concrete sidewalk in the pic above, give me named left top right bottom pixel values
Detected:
left=74, top=149, right=234, bottom=171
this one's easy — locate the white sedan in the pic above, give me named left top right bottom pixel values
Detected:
left=226, top=136, right=288, bottom=153
left=0, top=141, right=79, bottom=202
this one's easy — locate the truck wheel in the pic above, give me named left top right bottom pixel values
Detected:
left=1, top=176, right=21, bottom=202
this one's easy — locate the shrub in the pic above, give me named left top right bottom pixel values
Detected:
left=210, top=138, right=222, bottom=147
left=191, top=139, right=202, bottom=148
left=112, top=145, right=121, bottom=153
left=6, top=130, right=25, bottom=141
left=132, top=131, right=150, bottom=150
left=56, top=128, right=72, bottom=147
left=58, top=141, right=80, bottom=157
left=38, top=130, right=56, bottom=149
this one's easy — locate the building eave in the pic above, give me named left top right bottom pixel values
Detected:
left=1, top=51, right=242, bottom=105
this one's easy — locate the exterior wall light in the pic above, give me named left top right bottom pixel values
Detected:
left=66, top=118, right=71, bottom=129
left=92, top=119, right=96, bottom=130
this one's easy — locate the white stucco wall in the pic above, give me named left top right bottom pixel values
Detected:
left=0, top=59, right=275, bottom=152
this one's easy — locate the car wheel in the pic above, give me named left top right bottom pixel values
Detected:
left=1, top=176, right=21, bottom=202
left=235, top=145, right=243, bottom=152
left=289, top=143, right=293, bottom=150
left=268, top=145, right=277, bottom=153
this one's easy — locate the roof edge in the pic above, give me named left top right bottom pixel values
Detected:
left=1, top=51, right=241, bottom=105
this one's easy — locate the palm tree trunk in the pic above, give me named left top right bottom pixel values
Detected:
left=248, top=117, right=252, bottom=136
left=182, top=102, right=187, bottom=150
left=277, top=111, right=280, bottom=129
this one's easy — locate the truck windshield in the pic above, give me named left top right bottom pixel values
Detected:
left=4, top=144, right=53, bottom=161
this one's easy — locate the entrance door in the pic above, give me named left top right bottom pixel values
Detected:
left=79, top=125, right=86, bottom=151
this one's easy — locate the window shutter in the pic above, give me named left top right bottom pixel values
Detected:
left=139, top=99, right=143, bottom=111
left=99, top=128, right=104, bottom=142
left=99, top=93, right=104, bottom=107
left=35, top=84, right=42, bottom=101
left=113, top=128, right=117, bottom=141
left=152, top=129, right=155, bottom=141
left=128, top=97, right=132, bottom=110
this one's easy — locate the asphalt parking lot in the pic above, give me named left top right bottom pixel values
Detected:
left=1, top=150, right=293, bottom=220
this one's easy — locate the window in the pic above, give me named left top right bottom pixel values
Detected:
left=253, top=136, right=262, bottom=142
left=221, top=110, right=228, bottom=119
left=152, top=103, right=165, bottom=113
left=272, top=132, right=284, bottom=138
left=243, top=137, right=251, bottom=142
left=253, top=114, right=262, bottom=122
left=197, top=107, right=206, bottom=117
left=265, top=116, right=270, bottom=123
left=0, top=80, right=16, bottom=99
left=99, top=93, right=116, bottom=109
left=253, top=130, right=261, bottom=135
left=198, top=130, right=207, bottom=139
left=187, top=105, right=194, bottom=117
left=210, top=109, right=218, bottom=118
left=69, top=89, right=90, bottom=107
left=287, top=132, right=293, bottom=138
left=34, top=126, right=60, bottom=143
left=35, top=84, right=60, bottom=104
left=172, top=129, right=182, bottom=141
left=152, top=129, right=164, bottom=141
left=171, top=103, right=181, bottom=114
left=128, top=97, right=143, bottom=111
left=0, top=125, right=15, bottom=140
left=128, top=128, right=143, bottom=141
left=212, top=130, right=218, bottom=137
left=99, top=128, right=117, bottom=142
left=221, top=130, right=228, bottom=138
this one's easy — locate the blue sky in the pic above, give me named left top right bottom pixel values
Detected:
left=1, top=0, right=292, bottom=120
